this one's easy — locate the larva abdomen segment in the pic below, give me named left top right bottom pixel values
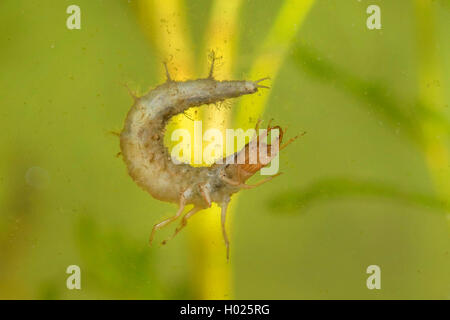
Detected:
left=141, top=79, right=259, bottom=121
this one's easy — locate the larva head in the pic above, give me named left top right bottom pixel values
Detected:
left=223, top=124, right=296, bottom=184
left=235, top=125, right=283, bottom=181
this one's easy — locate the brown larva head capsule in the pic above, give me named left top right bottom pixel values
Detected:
left=235, top=124, right=285, bottom=182
left=221, top=121, right=301, bottom=185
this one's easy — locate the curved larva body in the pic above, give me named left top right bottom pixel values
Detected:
left=120, top=66, right=296, bottom=259
left=120, top=78, right=258, bottom=206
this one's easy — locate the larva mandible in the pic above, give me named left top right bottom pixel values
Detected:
left=119, top=56, right=298, bottom=259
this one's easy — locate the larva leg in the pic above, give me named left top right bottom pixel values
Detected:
left=199, top=184, right=212, bottom=207
left=220, top=199, right=231, bottom=261
left=162, top=206, right=202, bottom=245
left=221, top=172, right=281, bottom=190
left=240, top=172, right=283, bottom=189
left=149, top=194, right=186, bottom=245
left=220, top=174, right=241, bottom=186
left=219, top=169, right=244, bottom=187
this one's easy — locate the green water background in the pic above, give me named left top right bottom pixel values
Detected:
left=0, top=0, right=449, bottom=299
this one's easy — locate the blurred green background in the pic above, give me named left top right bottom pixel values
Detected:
left=0, top=0, right=449, bottom=299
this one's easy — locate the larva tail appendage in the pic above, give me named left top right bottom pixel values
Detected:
left=254, top=77, right=271, bottom=89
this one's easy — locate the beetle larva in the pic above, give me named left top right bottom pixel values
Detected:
left=120, top=57, right=297, bottom=259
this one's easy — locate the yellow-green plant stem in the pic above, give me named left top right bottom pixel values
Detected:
left=137, top=0, right=242, bottom=299
left=188, top=0, right=244, bottom=299
left=414, top=1, right=450, bottom=224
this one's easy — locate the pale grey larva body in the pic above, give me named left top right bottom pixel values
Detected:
left=120, top=78, right=259, bottom=205
left=120, top=62, right=294, bottom=259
